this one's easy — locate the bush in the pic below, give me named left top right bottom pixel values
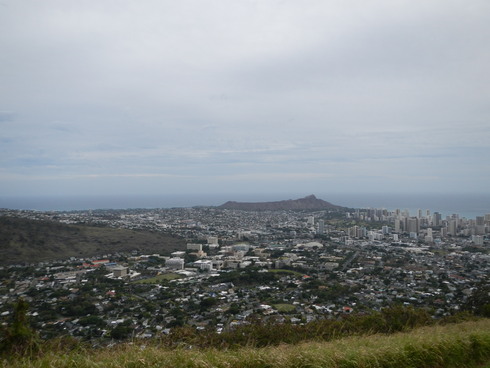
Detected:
left=0, top=298, right=39, bottom=357
left=151, top=305, right=437, bottom=349
left=79, top=315, right=106, bottom=328
left=110, top=324, right=133, bottom=340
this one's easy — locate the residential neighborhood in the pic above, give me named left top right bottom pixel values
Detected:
left=0, top=205, right=489, bottom=343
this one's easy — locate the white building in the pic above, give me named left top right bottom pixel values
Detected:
left=112, top=266, right=129, bottom=278
left=472, top=235, right=484, bottom=246
left=208, top=237, right=219, bottom=245
left=194, top=260, right=213, bottom=271
left=187, top=243, right=203, bottom=251
left=166, top=257, right=184, bottom=270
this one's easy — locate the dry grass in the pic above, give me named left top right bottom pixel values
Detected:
left=3, top=319, right=490, bottom=368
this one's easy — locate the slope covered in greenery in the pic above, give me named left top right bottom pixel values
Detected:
left=0, top=216, right=185, bottom=265
left=4, top=319, right=490, bottom=368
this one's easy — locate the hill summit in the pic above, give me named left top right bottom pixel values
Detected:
left=218, top=195, right=342, bottom=211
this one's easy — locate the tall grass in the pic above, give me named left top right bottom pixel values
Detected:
left=156, top=305, right=440, bottom=349
left=4, top=319, right=490, bottom=368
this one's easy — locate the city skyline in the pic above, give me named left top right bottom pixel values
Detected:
left=1, top=1, right=490, bottom=198
left=1, top=192, right=489, bottom=220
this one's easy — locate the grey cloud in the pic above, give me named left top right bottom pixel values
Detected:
left=0, top=111, right=14, bottom=122
left=0, top=0, right=489, bottom=196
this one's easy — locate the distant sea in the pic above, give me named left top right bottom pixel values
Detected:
left=324, top=193, right=490, bottom=220
left=0, top=193, right=489, bottom=219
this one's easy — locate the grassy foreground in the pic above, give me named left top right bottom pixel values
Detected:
left=4, top=319, right=490, bottom=368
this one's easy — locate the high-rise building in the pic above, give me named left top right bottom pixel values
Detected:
left=476, top=226, right=486, bottom=235
left=349, top=226, right=357, bottom=238
left=317, top=220, right=325, bottom=235
left=349, top=225, right=367, bottom=238
left=357, top=227, right=367, bottom=238
left=448, top=220, right=457, bottom=236
left=433, top=212, right=442, bottom=227
left=394, top=219, right=402, bottom=233
left=472, top=235, right=484, bottom=245
left=474, top=216, right=485, bottom=235
left=407, top=217, right=419, bottom=234
left=440, top=227, right=448, bottom=237
left=425, top=228, right=433, bottom=243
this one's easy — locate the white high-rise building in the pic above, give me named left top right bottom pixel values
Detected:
left=425, top=228, right=433, bottom=243
left=394, top=219, right=402, bottom=233
left=317, top=220, right=325, bottom=235
left=448, top=220, right=457, bottom=236
left=472, top=235, right=484, bottom=245
left=407, top=217, right=419, bottom=234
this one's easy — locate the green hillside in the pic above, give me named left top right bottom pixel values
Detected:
left=0, top=216, right=185, bottom=265
left=4, top=319, right=490, bottom=368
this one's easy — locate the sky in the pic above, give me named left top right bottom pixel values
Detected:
left=1, top=0, right=489, bottom=200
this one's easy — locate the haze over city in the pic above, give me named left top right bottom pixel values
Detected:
left=1, top=1, right=489, bottom=200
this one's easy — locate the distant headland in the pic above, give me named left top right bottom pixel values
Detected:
left=218, top=194, right=343, bottom=211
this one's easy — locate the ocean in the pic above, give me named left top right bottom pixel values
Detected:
left=0, top=192, right=489, bottom=219
left=324, top=193, right=490, bottom=219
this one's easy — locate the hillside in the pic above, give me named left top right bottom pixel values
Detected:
left=218, top=194, right=343, bottom=211
left=5, top=319, right=490, bottom=367
left=0, top=216, right=185, bottom=265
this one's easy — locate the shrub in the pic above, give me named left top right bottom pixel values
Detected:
left=0, top=298, right=40, bottom=357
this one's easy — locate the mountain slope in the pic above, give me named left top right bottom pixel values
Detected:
left=218, top=195, right=343, bottom=211
left=7, top=319, right=490, bottom=367
left=0, top=216, right=185, bottom=265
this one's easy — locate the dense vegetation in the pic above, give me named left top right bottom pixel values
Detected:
left=2, top=313, right=490, bottom=367
left=134, top=306, right=480, bottom=349
left=2, top=298, right=490, bottom=367
left=0, top=216, right=185, bottom=264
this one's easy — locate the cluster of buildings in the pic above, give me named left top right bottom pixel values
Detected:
left=350, top=208, right=489, bottom=240
left=0, top=204, right=488, bottom=342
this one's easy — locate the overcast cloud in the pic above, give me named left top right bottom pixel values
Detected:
left=1, top=0, right=489, bottom=198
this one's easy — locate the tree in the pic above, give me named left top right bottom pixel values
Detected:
left=200, top=297, right=218, bottom=312
left=79, top=315, right=106, bottom=328
left=110, top=324, right=132, bottom=340
left=464, top=281, right=490, bottom=317
left=0, top=298, right=39, bottom=357
left=226, top=303, right=241, bottom=315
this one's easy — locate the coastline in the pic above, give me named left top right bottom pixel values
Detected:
left=0, top=192, right=489, bottom=219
